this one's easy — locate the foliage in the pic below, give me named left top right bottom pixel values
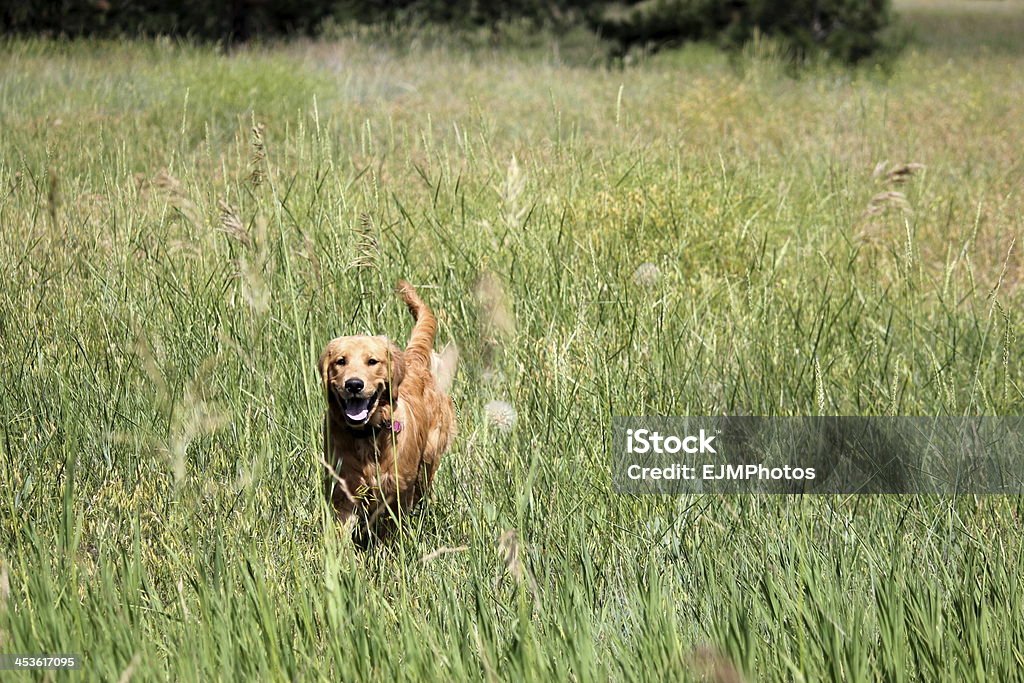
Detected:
left=592, top=0, right=893, bottom=62
left=0, top=0, right=335, bottom=41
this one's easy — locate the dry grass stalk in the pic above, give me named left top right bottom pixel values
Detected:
left=250, top=123, right=266, bottom=187
left=498, top=529, right=524, bottom=580
left=235, top=257, right=270, bottom=313
left=0, top=557, right=8, bottom=646
left=475, top=271, right=515, bottom=340
left=497, top=529, right=538, bottom=594
left=691, top=645, right=745, bottom=683
left=886, top=162, right=925, bottom=184
left=47, top=165, right=60, bottom=228
left=300, top=233, right=322, bottom=286
left=217, top=199, right=251, bottom=247
left=319, top=455, right=358, bottom=506
left=153, top=170, right=184, bottom=195
left=0, top=560, right=8, bottom=602
left=872, top=161, right=925, bottom=185
left=475, top=270, right=515, bottom=371
left=146, top=170, right=201, bottom=226
left=500, top=154, right=528, bottom=230
left=117, top=653, right=142, bottom=683
left=420, top=545, right=470, bottom=564
left=865, top=190, right=911, bottom=217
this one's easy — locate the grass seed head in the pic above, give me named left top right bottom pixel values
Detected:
left=349, top=212, right=381, bottom=270
left=218, top=199, right=251, bottom=247
left=865, top=191, right=911, bottom=217
left=887, top=162, right=925, bottom=184
left=250, top=122, right=266, bottom=187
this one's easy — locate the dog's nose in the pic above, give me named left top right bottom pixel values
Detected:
left=344, top=378, right=364, bottom=394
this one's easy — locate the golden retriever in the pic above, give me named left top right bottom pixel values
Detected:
left=319, top=280, right=455, bottom=545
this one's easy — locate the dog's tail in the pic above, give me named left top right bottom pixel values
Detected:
left=397, top=280, right=437, bottom=370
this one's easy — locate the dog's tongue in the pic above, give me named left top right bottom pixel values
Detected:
left=345, top=397, right=371, bottom=422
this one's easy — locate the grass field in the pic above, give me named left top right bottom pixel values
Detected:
left=1, top=1, right=1023, bottom=680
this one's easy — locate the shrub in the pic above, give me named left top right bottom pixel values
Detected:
left=332, top=0, right=603, bottom=29
left=590, top=0, right=893, bottom=63
left=0, top=0, right=335, bottom=42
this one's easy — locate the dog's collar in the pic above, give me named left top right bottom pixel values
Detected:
left=349, top=418, right=402, bottom=439
left=343, top=401, right=402, bottom=439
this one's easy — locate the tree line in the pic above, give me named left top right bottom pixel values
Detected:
left=1, top=0, right=893, bottom=63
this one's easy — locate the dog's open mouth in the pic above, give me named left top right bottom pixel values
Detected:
left=335, top=387, right=382, bottom=426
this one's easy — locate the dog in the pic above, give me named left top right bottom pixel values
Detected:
left=319, top=281, right=455, bottom=545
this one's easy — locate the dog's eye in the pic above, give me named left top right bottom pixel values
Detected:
left=367, top=358, right=379, bottom=366
left=335, top=358, right=346, bottom=366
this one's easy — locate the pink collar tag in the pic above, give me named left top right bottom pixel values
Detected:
left=391, top=420, right=403, bottom=433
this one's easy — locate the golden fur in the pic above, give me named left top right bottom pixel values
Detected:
left=319, top=281, right=455, bottom=544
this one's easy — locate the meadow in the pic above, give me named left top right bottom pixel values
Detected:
left=1, top=0, right=1022, bottom=679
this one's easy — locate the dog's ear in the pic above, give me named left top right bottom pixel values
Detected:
left=386, top=339, right=406, bottom=389
left=318, top=345, right=333, bottom=392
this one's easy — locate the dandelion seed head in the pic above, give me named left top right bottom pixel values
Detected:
left=485, top=400, right=517, bottom=433
left=633, top=262, right=661, bottom=286
left=481, top=368, right=505, bottom=386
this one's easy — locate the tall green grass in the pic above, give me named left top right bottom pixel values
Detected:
left=1, top=1, right=1022, bottom=679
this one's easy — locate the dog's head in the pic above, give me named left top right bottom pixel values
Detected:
left=319, top=336, right=405, bottom=428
